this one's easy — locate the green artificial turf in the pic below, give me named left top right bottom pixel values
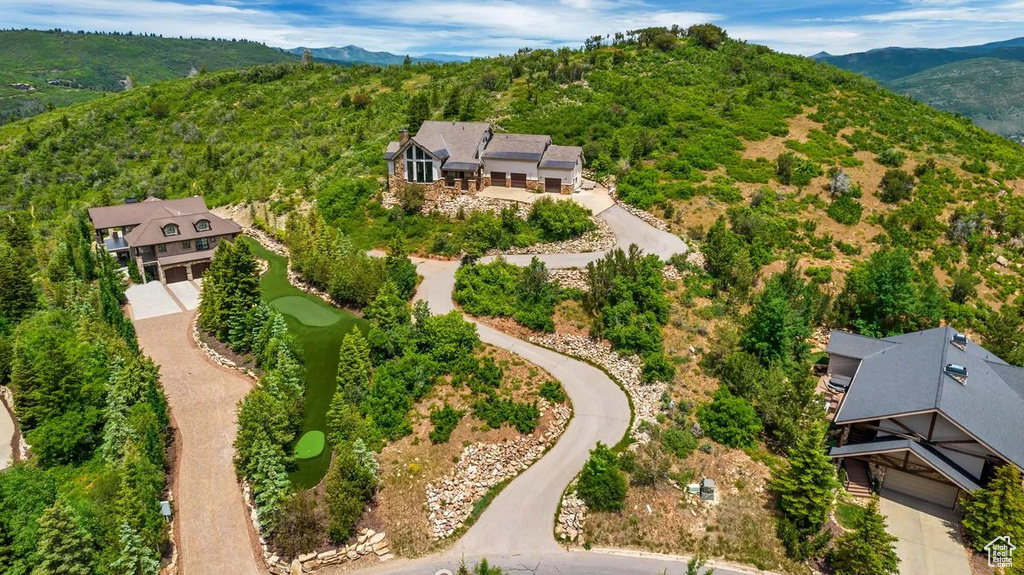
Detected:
left=295, top=431, right=326, bottom=459
left=836, top=500, right=867, bottom=529
left=241, top=237, right=367, bottom=488
left=271, top=295, right=342, bottom=327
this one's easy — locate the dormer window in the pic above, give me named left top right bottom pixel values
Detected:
left=195, top=219, right=211, bottom=232
left=163, top=224, right=180, bottom=236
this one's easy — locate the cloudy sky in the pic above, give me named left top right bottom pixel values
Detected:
left=1, top=0, right=1022, bottom=56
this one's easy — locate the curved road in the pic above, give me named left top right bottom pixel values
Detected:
left=372, top=204, right=707, bottom=573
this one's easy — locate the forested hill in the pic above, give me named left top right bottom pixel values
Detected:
left=0, top=29, right=296, bottom=123
left=3, top=25, right=1024, bottom=305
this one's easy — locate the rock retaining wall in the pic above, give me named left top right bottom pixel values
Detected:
left=555, top=490, right=587, bottom=543
left=491, top=216, right=615, bottom=256
left=241, top=482, right=393, bottom=574
left=531, top=333, right=664, bottom=442
left=425, top=400, right=571, bottom=539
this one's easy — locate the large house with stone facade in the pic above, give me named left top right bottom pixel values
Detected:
left=826, top=326, right=1024, bottom=509
left=384, top=121, right=584, bottom=198
left=88, top=196, right=241, bottom=284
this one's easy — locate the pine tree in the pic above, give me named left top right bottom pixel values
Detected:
left=250, top=438, right=291, bottom=533
left=31, top=499, right=94, bottom=575
left=963, top=465, right=1024, bottom=551
left=772, top=420, right=838, bottom=531
left=109, top=522, right=159, bottom=575
left=829, top=499, right=900, bottom=575
left=0, top=240, right=38, bottom=324
left=337, top=331, right=372, bottom=405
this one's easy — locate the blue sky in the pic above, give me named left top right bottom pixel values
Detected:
left=2, top=0, right=1022, bottom=56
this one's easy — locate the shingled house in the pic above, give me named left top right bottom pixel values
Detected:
left=384, top=121, right=584, bottom=197
left=826, top=326, right=1024, bottom=508
left=88, top=197, right=240, bottom=284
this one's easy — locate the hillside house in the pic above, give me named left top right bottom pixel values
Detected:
left=384, top=121, right=584, bottom=197
left=827, top=326, right=1024, bottom=509
left=88, top=197, right=240, bottom=284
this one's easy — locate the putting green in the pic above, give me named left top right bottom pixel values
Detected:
left=270, top=296, right=341, bottom=327
left=295, top=430, right=326, bottom=459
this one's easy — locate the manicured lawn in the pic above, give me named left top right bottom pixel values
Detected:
left=295, top=431, right=326, bottom=459
left=241, top=237, right=367, bottom=488
left=836, top=500, right=867, bottom=530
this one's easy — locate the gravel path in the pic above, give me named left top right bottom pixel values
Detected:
left=135, top=311, right=262, bottom=575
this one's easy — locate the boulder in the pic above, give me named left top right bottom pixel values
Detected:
left=289, top=559, right=303, bottom=575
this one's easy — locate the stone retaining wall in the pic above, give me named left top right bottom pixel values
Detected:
left=556, top=489, right=587, bottom=543
left=240, top=482, right=393, bottom=574
left=191, top=315, right=258, bottom=381
left=531, top=333, right=665, bottom=443
left=426, top=400, right=571, bottom=539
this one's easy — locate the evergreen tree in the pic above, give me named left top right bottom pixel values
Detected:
left=576, top=442, right=627, bottom=511
left=364, top=281, right=409, bottom=330
left=828, top=500, right=900, bottom=575
left=771, top=420, right=839, bottom=531
left=406, top=91, right=431, bottom=134
left=336, top=331, right=372, bottom=405
left=325, top=443, right=377, bottom=542
left=703, top=218, right=755, bottom=297
left=109, top=522, right=159, bottom=575
left=31, top=499, right=94, bottom=575
left=384, top=239, right=418, bottom=301
left=963, top=465, right=1024, bottom=551
left=250, top=438, right=291, bottom=533
left=0, top=240, right=38, bottom=325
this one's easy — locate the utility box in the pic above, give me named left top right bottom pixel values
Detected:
left=686, top=483, right=700, bottom=495
left=700, top=478, right=716, bottom=502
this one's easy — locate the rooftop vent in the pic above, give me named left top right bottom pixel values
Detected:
left=124, top=197, right=139, bottom=204
left=945, top=363, right=968, bottom=384
left=952, top=333, right=968, bottom=350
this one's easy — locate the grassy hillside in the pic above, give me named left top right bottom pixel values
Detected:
left=2, top=27, right=1023, bottom=308
left=889, top=58, right=1024, bottom=135
left=819, top=38, right=1024, bottom=138
left=0, top=29, right=296, bottom=123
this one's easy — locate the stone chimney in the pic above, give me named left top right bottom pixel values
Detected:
left=399, top=129, right=409, bottom=144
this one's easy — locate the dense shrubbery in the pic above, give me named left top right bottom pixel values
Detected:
left=697, top=387, right=762, bottom=448
left=576, top=442, right=628, bottom=512
left=428, top=403, right=465, bottom=444
left=583, top=246, right=675, bottom=382
left=473, top=396, right=540, bottom=434
left=0, top=213, right=169, bottom=574
left=878, top=168, right=915, bottom=203
left=962, top=465, right=1024, bottom=552
left=527, top=197, right=596, bottom=241
left=454, top=257, right=560, bottom=332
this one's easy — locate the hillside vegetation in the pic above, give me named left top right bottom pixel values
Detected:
left=0, top=29, right=296, bottom=123
left=2, top=26, right=1024, bottom=309
left=819, top=37, right=1024, bottom=138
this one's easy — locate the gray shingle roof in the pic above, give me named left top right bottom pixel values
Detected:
left=125, top=211, right=240, bottom=247
left=832, top=326, right=1024, bottom=469
left=441, top=161, right=481, bottom=172
left=88, top=197, right=208, bottom=230
left=384, top=140, right=400, bottom=160
left=829, top=437, right=982, bottom=491
left=411, top=121, right=491, bottom=164
left=827, top=330, right=899, bottom=359
left=482, top=133, right=551, bottom=161
left=539, top=144, right=583, bottom=169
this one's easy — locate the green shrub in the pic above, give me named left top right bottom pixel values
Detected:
left=527, top=197, right=595, bottom=241
left=828, top=194, right=862, bottom=225
left=879, top=169, right=915, bottom=203
left=641, top=352, right=675, bottom=382
left=577, top=442, right=628, bottom=511
left=428, top=403, right=465, bottom=444
left=472, top=395, right=540, bottom=433
left=539, top=380, right=566, bottom=403
left=660, top=426, right=698, bottom=458
left=877, top=147, right=906, bottom=168
left=697, top=387, right=762, bottom=448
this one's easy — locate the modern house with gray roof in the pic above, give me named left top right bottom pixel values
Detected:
left=826, top=326, right=1024, bottom=508
left=384, top=121, right=584, bottom=198
left=88, top=197, right=240, bottom=284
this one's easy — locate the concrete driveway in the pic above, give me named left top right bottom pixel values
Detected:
left=879, top=490, right=972, bottom=575
left=0, top=398, right=14, bottom=470
left=477, top=184, right=616, bottom=215
left=126, top=280, right=201, bottom=320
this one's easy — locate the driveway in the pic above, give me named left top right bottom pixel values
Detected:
left=135, top=311, right=261, bottom=575
left=0, top=397, right=14, bottom=470
left=477, top=184, right=616, bottom=215
left=879, top=490, right=972, bottom=575
left=126, top=280, right=201, bottom=320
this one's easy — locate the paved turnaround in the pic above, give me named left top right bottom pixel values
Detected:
left=135, top=312, right=262, bottom=575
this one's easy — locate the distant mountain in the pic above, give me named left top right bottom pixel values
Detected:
left=819, top=37, right=1024, bottom=139
left=285, top=45, right=470, bottom=66
left=0, top=29, right=296, bottom=124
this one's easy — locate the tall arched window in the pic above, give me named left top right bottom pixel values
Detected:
left=405, top=146, right=434, bottom=183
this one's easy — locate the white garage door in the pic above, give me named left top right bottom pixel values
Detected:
left=883, top=469, right=960, bottom=508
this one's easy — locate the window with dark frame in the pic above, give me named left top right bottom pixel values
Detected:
left=196, top=238, right=210, bottom=250
left=158, top=243, right=166, bottom=252
left=195, top=220, right=211, bottom=232
left=163, top=224, right=179, bottom=236
left=182, top=240, right=191, bottom=248
left=404, top=146, right=434, bottom=183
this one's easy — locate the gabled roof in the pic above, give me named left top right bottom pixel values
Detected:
left=539, top=144, right=583, bottom=169
left=482, top=133, right=551, bottom=161
left=832, top=326, right=1024, bottom=469
left=413, top=120, right=491, bottom=163
left=125, top=211, right=240, bottom=247
left=88, top=196, right=208, bottom=230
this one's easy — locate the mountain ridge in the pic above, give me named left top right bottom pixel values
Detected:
left=284, top=45, right=471, bottom=66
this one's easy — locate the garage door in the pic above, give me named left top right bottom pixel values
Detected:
left=191, top=261, right=211, bottom=278
left=510, top=173, right=527, bottom=188
left=164, top=266, right=188, bottom=284
left=883, top=469, right=960, bottom=508
left=545, top=177, right=561, bottom=193
left=491, top=171, right=506, bottom=187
